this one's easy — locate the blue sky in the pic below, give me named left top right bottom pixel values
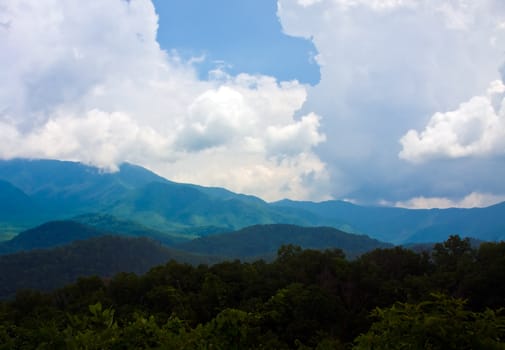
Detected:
left=152, top=0, right=319, bottom=84
left=1, top=0, right=505, bottom=208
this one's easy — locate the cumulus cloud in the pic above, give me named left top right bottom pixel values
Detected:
left=399, top=80, right=505, bottom=162
left=266, top=113, right=326, bottom=158
left=0, top=0, right=329, bottom=201
left=176, top=86, right=254, bottom=152
left=0, top=110, right=170, bottom=171
left=277, top=0, right=505, bottom=206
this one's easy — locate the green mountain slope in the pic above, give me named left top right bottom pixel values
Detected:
left=0, top=180, right=39, bottom=220
left=0, top=221, right=105, bottom=254
left=0, top=159, right=167, bottom=194
left=72, top=213, right=192, bottom=245
left=107, top=181, right=297, bottom=232
left=0, top=215, right=200, bottom=255
left=0, top=180, right=48, bottom=237
left=0, top=159, right=169, bottom=219
left=177, top=224, right=392, bottom=260
left=0, top=235, right=218, bottom=299
left=0, top=159, right=285, bottom=234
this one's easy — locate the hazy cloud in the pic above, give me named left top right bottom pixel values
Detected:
left=395, top=192, right=505, bottom=209
left=278, top=0, right=505, bottom=206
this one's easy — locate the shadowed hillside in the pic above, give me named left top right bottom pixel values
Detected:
left=0, top=235, right=217, bottom=299
left=177, top=224, right=392, bottom=260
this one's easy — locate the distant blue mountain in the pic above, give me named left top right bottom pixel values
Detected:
left=0, top=180, right=40, bottom=222
left=271, top=199, right=505, bottom=243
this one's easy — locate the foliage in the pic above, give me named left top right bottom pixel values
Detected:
left=0, top=236, right=505, bottom=349
left=354, top=294, right=505, bottom=349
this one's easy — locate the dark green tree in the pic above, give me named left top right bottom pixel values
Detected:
left=354, top=293, right=505, bottom=350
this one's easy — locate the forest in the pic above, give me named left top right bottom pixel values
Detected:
left=1, top=235, right=504, bottom=349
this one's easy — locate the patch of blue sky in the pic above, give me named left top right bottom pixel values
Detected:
left=152, top=0, right=320, bottom=85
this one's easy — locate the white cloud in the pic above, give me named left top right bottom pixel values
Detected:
left=296, top=0, right=322, bottom=7
left=167, top=73, right=329, bottom=200
left=176, top=86, right=254, bottom=152
left=295, top=0, right=415, bottom=11
left=266, top=113, right=326, bottom=158
left=399, top=80, right=505, bottom=162
left=0, top=0, right=329, bottom=201
left=340, top=0, right=416, bottom=11
left=395, top=192, right=505, bottom=209
left=0, top=110, right=171, bottom=171
left=0, top=0, right=164, bottom=126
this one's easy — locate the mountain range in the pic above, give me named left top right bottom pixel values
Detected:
left=0, top=158, right=504, bottom=245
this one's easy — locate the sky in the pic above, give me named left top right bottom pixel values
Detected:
left=1, top=0, right=505, bottom=208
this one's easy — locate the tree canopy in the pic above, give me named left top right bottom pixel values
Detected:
left=0, top=235, right=504, bottom=349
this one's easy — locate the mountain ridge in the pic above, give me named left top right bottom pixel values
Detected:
left=176, top=223, right=393, bottom=260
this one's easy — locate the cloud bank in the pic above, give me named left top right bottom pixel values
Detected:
left=0, top=0, right=329, bottom=201
left=278, top=0, right=505, bottom=206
